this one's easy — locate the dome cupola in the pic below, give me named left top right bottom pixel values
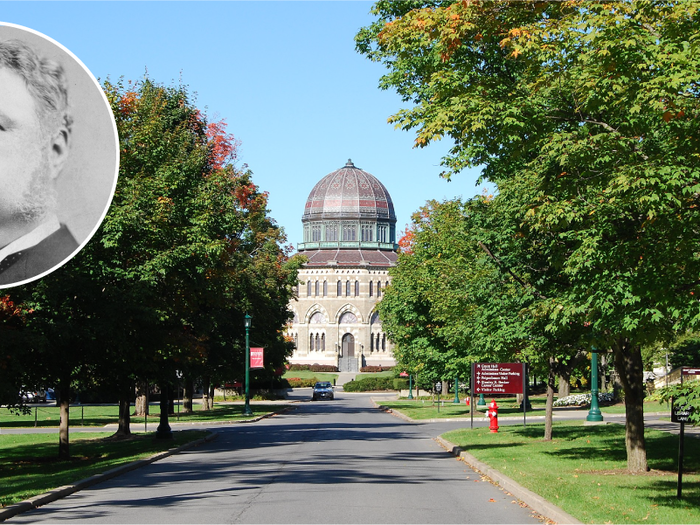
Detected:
left=298, top=160, right=398, bottom=266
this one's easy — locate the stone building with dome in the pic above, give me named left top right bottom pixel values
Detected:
left=287, top=160, right=397, bottom=372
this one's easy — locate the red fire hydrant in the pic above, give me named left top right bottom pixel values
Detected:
left=488, top=399, right=499, bottom=433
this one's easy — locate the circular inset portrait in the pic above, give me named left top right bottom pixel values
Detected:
left=0, top=23, right=118, bottom=288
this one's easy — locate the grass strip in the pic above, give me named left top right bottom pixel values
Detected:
left=443, top=421, right=700, bottom=524
left=0, top=403, right=284, bottom=428
left=282, top=370, right=339, bottom=383
left=381, top=397, right=669, bottom=420
left=0, top=430, right=208, bottom=507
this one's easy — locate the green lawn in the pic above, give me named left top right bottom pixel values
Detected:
left=0, top=430, right=208, bottom=507
left=383, top=396, right=671, bottom=420
left=381, top=396, right=549, bottom=419
left=0, top=403, right=285, bottom=428
left=282, top=370, right=338, bottom=383
left=602, top=400, right=670, bottom=414
left=356, top=370, right=395, bottom=379
left=443, top=421, right=700, bottom=524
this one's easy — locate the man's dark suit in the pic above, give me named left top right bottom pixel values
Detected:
left=0, top=225, right=79, bottom=286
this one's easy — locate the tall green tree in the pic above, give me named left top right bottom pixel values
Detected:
left=359, top=0, right=700, bottom=471
left=1, top=77, right=300, bottom=454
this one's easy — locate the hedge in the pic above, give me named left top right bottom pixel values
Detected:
left=310, top=364, right=338, bottom=372
left=286, top=364, right=338, bottom=372
left=393, top=378, right=410, bottom=390
left=282, top=377, right=319, bottom=388
left=343, top=377, right=394, bottom=392
left=360, top=365, right=395, bottom=373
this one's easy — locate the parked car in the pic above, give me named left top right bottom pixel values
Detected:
left=312, top=381, right=334, bottom=401
left=19, top=388, right=49, bottom=403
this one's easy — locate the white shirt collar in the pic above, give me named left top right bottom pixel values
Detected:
left=0, top=215, right=61, bottom=265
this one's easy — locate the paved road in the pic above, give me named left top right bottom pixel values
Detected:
left=8, top=392, right=541, bottom=524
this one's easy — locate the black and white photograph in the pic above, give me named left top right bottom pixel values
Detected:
left=0, top=23, right=118, bottom=288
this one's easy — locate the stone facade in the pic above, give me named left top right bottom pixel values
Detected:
left=288, top=160, right=397, bottom=372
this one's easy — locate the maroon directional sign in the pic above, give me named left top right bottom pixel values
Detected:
left=682, top=368, right=700, bottom=377
left=473, top=363, right=525, bottom=395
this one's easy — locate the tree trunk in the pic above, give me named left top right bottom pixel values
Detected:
left=115, top=395, right=132, bottom=438
left=208, top=384, right=215, bottom=409
left=613, top=338, right=648, bottom=473
left=57, top=377, right=70, bottom=459
left=133, top=381, right=149, bottom=416
left=557, top=373, right=571, bottom=398
left=544, top=359, right=556, bottom=441
left=168, top=386, right=176, bottom=415
left=183, top=378, right=194, bottom=413
left=201, top=376, right=211, bottom=411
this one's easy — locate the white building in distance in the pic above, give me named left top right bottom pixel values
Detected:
left=287, top=160, right=397, bottom=372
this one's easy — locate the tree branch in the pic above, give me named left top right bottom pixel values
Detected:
left=477, top=241, right=548, bottom=300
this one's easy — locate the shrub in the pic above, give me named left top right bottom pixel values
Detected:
left=285, top=377, right=319, bottom=388
left=309, top=364, right=338, bottom=372
left=553, top=392, right=615, bottom=407
left=343, top=377, right=394, bottom=392
left=287, top=364, right=310, bottom=371
left=393, top=378, right=410, bottom=390
left=360, top=365, right=395, bottom=373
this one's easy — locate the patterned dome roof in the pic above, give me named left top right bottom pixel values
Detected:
left=302, top=160, right=396, bottom=223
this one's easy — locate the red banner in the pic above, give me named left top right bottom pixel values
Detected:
left=250, top=347, right=264, bottom=369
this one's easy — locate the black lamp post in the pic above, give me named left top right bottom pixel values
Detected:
left=244, top=314, right=253, bottom=417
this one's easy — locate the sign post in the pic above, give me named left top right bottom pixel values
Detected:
left=673, top=367, right=700, bottom=499
left=471, top=363, right=527, bottom=429
left=435, top=381, right=442, bottom=413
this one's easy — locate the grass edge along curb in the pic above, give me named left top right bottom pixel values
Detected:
left=435, top=435, right=581, bottom=525
left=0, top=431, right=219, bottom=522
left=372, top=400, right=416, bottom=423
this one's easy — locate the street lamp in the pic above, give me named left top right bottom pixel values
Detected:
left=408, top=374, right=414, bottom=399
left=244, top=313, right=253, bottom=417
left=586, top=346, right=604, bottom=422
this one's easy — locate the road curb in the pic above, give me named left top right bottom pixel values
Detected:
left=0, top=431, right=219, bottom=522
left=435, top=436, right=581, bottom=525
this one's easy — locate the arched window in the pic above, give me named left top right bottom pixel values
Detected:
left=355, top=280, right=359, bottom=297
left=339, top=312, right=358, bottom=324
left=376, top=333, right=380, bottom=351
left=309, top=312, right=324, bottom=324
left=377, top=281, right=382, bottom=297
left=369, top=281, right=373, bottom=297
left=337, top=280, right=342, bottom=297
left=346, top=280, right=351, bottom=296
left=321, top=333, right=325, bottom=351
left=370, top=335, right=374, bottom=352
left=310, top=334, right=315, bottom=352
left=382, top=334, right=386, bottom=351
left=315, top=334, right=320, bottom=352
left=314, top=280, right=319, bottom=296
left=323, top=281, right=327, bottom=297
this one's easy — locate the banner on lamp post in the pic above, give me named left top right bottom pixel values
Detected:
left=250, top=347, right=264, bottom=369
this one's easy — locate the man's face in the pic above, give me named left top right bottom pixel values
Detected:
left=0, top=67, right=56, bottom=226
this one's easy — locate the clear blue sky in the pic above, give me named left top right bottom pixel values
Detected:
left=3, top=1, right=486, bottom=249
